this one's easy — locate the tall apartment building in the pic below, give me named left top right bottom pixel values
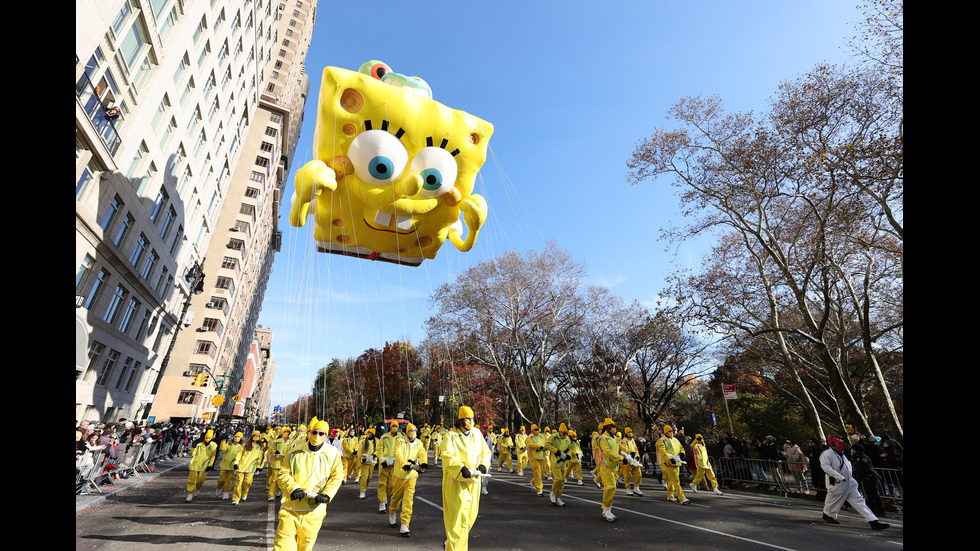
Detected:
left=75, top=0, right=281, bottom=424
left=146, top=0, right=317, bottom=425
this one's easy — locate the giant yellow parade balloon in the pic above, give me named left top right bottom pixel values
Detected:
left=289, top=61, right=493, bottom=266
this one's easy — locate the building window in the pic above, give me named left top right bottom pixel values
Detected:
left=124, top=360, right=142, bottom=392
left=150, top=188, right=169, bottom=223
left=255, top=156, right=269, bottom=167
left=119, top=296, right=141, bottom=333
left=142, top=249, right=159, bottom=280
left=160, top=206, right=177, bottom=239
left=177, top=390, right=199, bottom=405
left=103, top=284, right=128, bottom=325
left=84, top=269, right=110, bottom=310
left=129, top=233, right=149, bottom=267
left=221, top=256, right=238, bottom=270
left=202, top=318, right=224, bottom=336
left=207, top=297, right=229, bottom=315
left=100, top=195, right=124, bottom=233
left=95, top=349, right=121, bottom=386
left=135, top=308, right=152, bottom=341
left=81, top=341, right=106, bottom=382
left=245, top=187, right=259, bottom=198
left=195, top=340, right=217, bottom=357
left=76, top=255, right=96, bottom=295
left=264, top=126, right=278, bottom=137
left=215, top=276, right=235, bottom=294
left=249, top=171, right=265, bottom=183
left=114, top=357, right=133, bottom=390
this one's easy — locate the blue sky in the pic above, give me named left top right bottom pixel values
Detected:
left=259, top=1, right=861, bottom=409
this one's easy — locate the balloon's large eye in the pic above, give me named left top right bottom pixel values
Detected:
left=410, top=147, right=458, bottom=198
left=347, top=130, right=408, bottom=186
left=370, top=62, right=390, bottom=80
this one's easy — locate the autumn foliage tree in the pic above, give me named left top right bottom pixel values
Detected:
left=627, top=1, right=902, bottom=442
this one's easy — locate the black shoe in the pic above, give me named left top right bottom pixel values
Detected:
left=869, top=521, right=890, bottom=531
left=822, top=514, right=840, bottom=524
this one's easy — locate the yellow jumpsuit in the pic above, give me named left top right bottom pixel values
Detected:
left=691, top=440, right=720, bottom=489
left=657, top=434, right=687, bottom=501
left=186, top=439, right=217, bottom=496
left=527, top=433, right=547, bottom=493
left=359, top=436, right=377, bottom=494
left=341, top=434, right=359, bottom=480
left=432, top=430, right=443, bottom=464
left=441, top=427, right=491, bottom=551
left=514, top=432, right=529, bottom=474
left=420, top=426, right=432, bottom=451
left=546, top=433, right=572, bottom=500
left=497, top=435, right=514, bottom=471
left=620, top=437, right=642, bottom=491
left=378, top=429, right=400, bottom=507
left=233, top=444, right=267, bottom=502
left=566, top=439, right=583, bottom=482
left=216, top=441, right=244, bottom=495
left=598, top=433, right=622, bottom=509
left=390, top=436, right=427, bottom=530
left=267, top=438, right=288, bottom=499
left=273, top=441, right=345, bottom=551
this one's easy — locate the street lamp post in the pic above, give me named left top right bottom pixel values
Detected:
left=139, top=260, right=206, bottom=422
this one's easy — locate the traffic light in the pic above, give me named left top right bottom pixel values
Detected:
left=193, top=373, right=209, bottom=387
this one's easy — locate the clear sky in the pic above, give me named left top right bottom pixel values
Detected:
left=258, top=0, right=862, bottom=410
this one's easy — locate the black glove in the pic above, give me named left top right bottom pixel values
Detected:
left=361, top=458, right=367, bottom=464
left=478, top=465, right=487, bottom=474
left=420, top=463, right=428, bottom=470
left=206, top=465, right=214, bottom=471
left=460, top=466, right=472, bottom=478
left=631, top=452, right=638, bottom=459
left=678, top=453, right=686, bottom=461
left=402, top=464, right=413, bottom=472
left=380, top=459, right=388, bottom=468
left=233, top=464, right=239, bottom=470
left=291, top=488, right=307, bottom=500
left=829, top=477, right=838, bottom=486
left=314, top=493, right=330, bottom=504
left=622, top=458, right=629, bottom=465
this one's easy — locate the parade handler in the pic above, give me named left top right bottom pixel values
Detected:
left=273, top=419, right=345, bottom=551
left=441, top=406, right=492, bottom=551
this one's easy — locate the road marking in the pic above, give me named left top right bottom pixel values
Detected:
left=494, top=477, right=800, bottom=551
left=416, top=496, right=444, bottom=511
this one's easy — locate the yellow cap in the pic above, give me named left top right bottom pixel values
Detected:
left=599, top=418, right=614, bottom=431
left=406, top=423, right=417, bottom=433
left=311, top=419, right=330, bottom=433
left=234, top=432, right=243, bottom=438
left=569, top=430, right=577, bottom=438
left=625, top=427, right=633, bottom=435
left=530, top=424, right=539, bottom=431
left=559, top=423, right=568, bottom=433
left=458, top=406, right=474, bottom=419
left=663, top=425, right=673, bottom=434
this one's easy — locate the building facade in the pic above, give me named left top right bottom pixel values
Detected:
left=76, top=0, right=315, bottom=425
left=145, top=0, right=317, bottom=425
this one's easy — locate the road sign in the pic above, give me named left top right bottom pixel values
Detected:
left=723, top=384, right=738, bottom=400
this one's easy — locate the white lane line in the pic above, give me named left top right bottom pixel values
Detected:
left=494, top=477, right=800, bottom=551
left=416, top=496, right=444, bottom=511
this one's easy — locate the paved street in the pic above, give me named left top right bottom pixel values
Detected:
left=76, top=450, right=903, bottom=550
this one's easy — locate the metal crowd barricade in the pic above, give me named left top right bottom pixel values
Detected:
left=76, top=450, right=111, bottom=495
left=115, top=442, right=146, bottom=479
left=874, top=467, right=903, bottom=502
left=711, top=456, right=788, bottom=493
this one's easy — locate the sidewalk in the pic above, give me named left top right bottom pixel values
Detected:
left=76, top=455, right=190, bottom=512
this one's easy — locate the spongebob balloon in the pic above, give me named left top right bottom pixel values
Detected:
left=289, top=61, right=492, bottom=266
